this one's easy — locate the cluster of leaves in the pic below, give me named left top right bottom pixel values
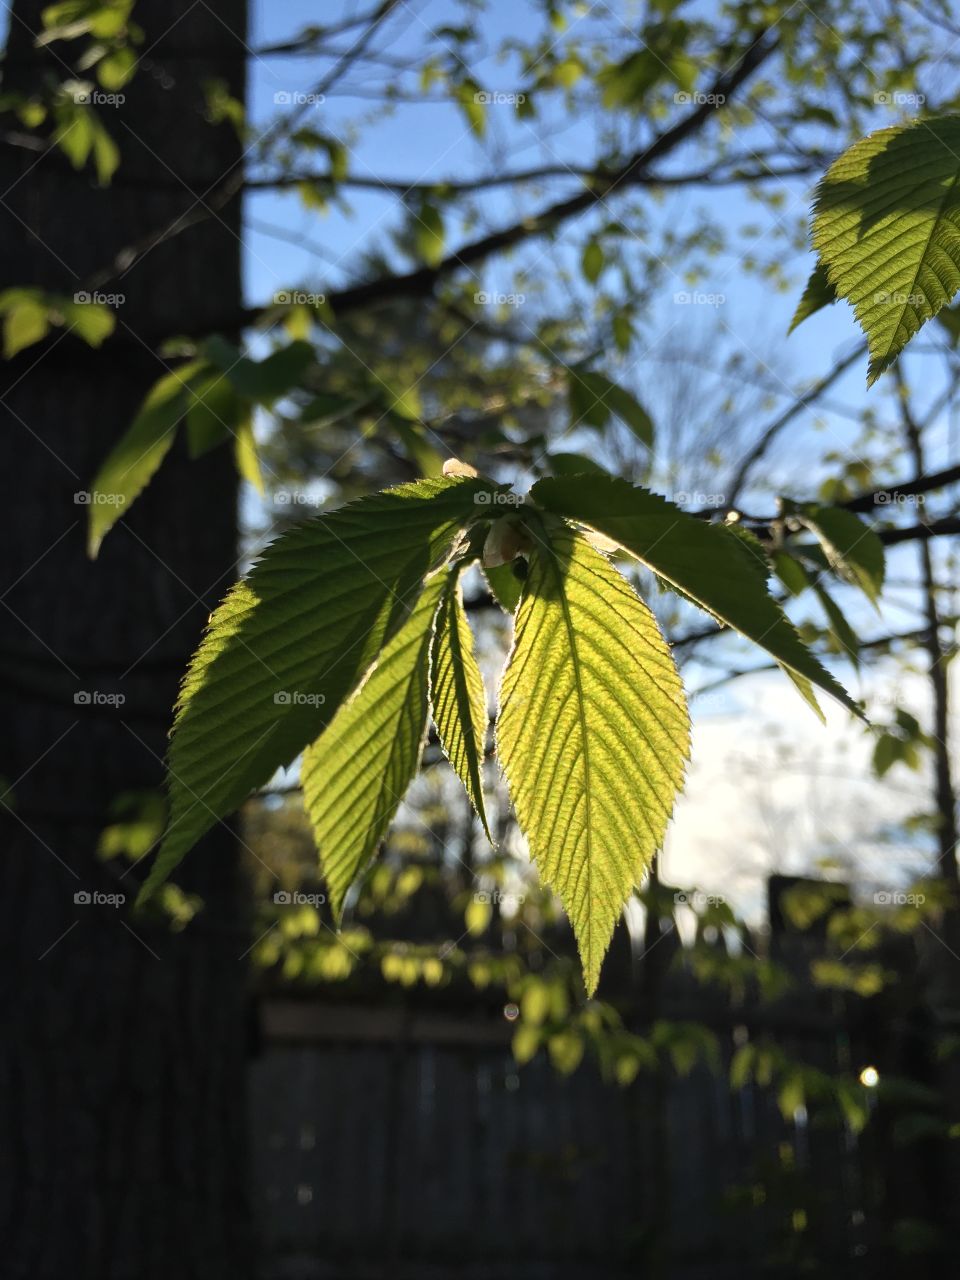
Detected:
left=133, top=466, right=863, bottom=993
left=0, top=288, right=115, bottom=358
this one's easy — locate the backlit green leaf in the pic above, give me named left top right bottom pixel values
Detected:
left=531, top=475, right=861, bottom=719
left=414, top=202, right=445, bottom=267
left=1, top=294, right=49, bottom=357
left=789, top=260, right=837, bottom=333
left=233, top=412, right=264, bottom=493
left=497, top=522, right=689, bottom=993
left=302, top=570, right=446, bottom=917
left=88, top=361, right=204, bottom=557
left=799, top=504, right=885, bottom=605
left=141, top=478, right=494, bottom=900
left=430, top=569, right=491, bottom=837
left=811, top=116, right=960, bottom=382
left=483, top=561, right=524, bottom=613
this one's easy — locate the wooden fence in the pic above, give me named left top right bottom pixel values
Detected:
left=248, top=979, right=907, bottom=1278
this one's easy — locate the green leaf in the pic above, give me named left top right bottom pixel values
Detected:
left=97, top=46, right=136, bottom=90
left=386, top=383, right=422, bottom=422
left=569, top=369, right=612, bottom=428
left=599, top=49, right=664, bottom=109
left=873, top=731, right=902, bottom=778
left=531, top=475, right=862, bottom=719
left=789, top=260, right=837, bottom=333
left=581, top=240, right=605, bottom=284
left=799, top=505, right=885, bottom=605
left=777, top=1070, right=805, bottom=1120
left=392, top=419, right=444, bottom=477
left=207, top=338, right=313, bottom=404
left=547, top=452, right=610, bottom=478
left=414, top=202, right=445, bottom=267
left=772, top=549, right=810, bottom=597
left=457, top=80, right=486, bottom=137
left=185, top=367, right=242, bottom=457
left=512, top=1023, right=540, bottom=1065
left=730, top=1043, right=755, bottom=1089
left=811, top=116, right=960, bottom=383
left=814, top=583, right=861, bottom=669
left=54, top=104, right=95, bottom=168
left=497, top=522, right=689, bottom=993
left=569, top=370, right=653, bottom=446
left=88, top=362, right=204, bottom=557
left=483, top=561, right=524, bottom=613
left=61, top=298, right=115, bottom=346
left=302, top=570, right=446, bottom=918
left=233, top=412, right=264, bottom=493
left=140, top=477, right=495, bottom=901
left=1, top=294, right=49, bottom=357
left=548, top=1029, right=584, bottom=1075
left=89, top=112, right=119, bottom=183
left=430, top=569, right=491, bottom=837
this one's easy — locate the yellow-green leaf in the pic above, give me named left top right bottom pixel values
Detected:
left=497, top=522, right=689, bottom=994
left=789, top=260, right=837, bottom=333
left=141, top=478, right=492, bottom=901
left=430, top=569, right=491, bottom=837
left=811, top=116, right=960, bottom=383
left=233, top=412, right=264, bottom=494
left=88, top=362, right=204, bottom=557
left=302, top=570, right=446, bottom=918
left=532, top=475, right=861, bottom=720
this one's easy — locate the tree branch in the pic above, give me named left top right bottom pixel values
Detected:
left=87, top=28, right=779, bottom=337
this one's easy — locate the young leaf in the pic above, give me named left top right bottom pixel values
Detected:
left=811, top=116, right=960, bottom=383
left=457, top=80, right=486, bottom=137
left=88, top=361, right=205, bottom=557
left=61, top=298, right=115, bottom=347
left=414, top=202, right=445, bottom=267
left=1, top=293, right=49, bottom=358
left=531, top=475, right=862, bottom=718
left=233, top=413, right=264, bottom=494
left=140, top=478, right=495, bottom=900
left=430, top=569, right=491, bottom=837
left=302, top=570, right=447, bottom=918
left=497, top=522, right=689, bottom=994
left=799, top=505, right=884, bottom=606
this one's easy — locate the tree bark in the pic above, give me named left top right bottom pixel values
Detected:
left=0, top=2, right=251, bottom=1275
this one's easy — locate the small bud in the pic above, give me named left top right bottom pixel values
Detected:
left=483, top=519, right=530, bottom=568
left=442, top=457, right=479, bottom=478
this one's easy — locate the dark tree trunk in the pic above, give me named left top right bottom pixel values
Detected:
left=0, top=2, right=252, bottom=1276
